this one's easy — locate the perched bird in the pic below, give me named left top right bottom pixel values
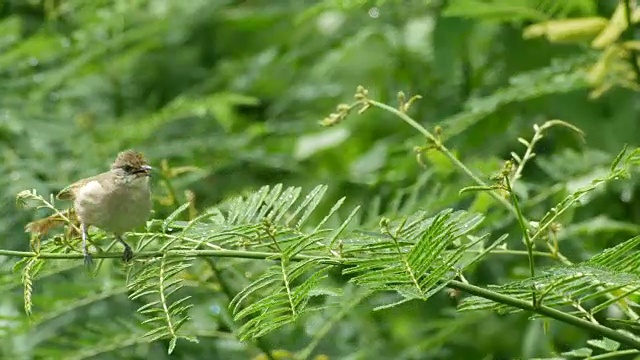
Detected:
left=25, top=150, right=153, bottom=266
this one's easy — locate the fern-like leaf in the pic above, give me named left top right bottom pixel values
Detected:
left=459, top=146, right=640, bottom=317
left=128, top=254, right=198, bottom=353
left=459, top=236, right=640, bottom=317
left=343, top=209, right=485, bottom=309
left=218, top=184, right=351, bottom=339
left=231, top=259, right=331, bottom=339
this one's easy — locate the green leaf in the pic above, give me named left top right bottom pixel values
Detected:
left=561, top=347, right=592, bottom=357
left=587, top=338, right=620, bottom=351
left=344, top=209, right=484, bottom=307
left=162, top=202, right=191, bottom=233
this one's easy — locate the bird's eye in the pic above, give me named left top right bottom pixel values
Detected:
left=121, top=165, right=134, bottom=173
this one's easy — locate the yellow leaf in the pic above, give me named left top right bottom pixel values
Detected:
left=524, top=18, right=607, bottom=43
left=592, top=2, right=632, bottom=49
left=586, top=46, right=622, bottom=86
left=623, top=40, right=640, bottom=50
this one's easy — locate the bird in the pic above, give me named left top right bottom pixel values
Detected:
left=25, top=150, right=153, bottom=266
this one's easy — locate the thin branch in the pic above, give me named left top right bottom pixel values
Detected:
left=0, top=248, right=341, bottom=264
left=505, top=176, right=537, bottom=306
left=384, top=222, right=422, bottom=295
left=464, top=248, right=557, bottom=258
left=449, top=280, right=640, bottom=350
left=158, top=254, right=178, bottom=342
left=365, top=99, right=518, bottom=216
left=589, top=349, right=639, bottom=359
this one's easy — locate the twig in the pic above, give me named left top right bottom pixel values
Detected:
left=448, top=280, right=640, bottom=350
left=364, top=99, right=518, bottom=216
left=505, top=176, right=537, bottom=306
left=0, top=248, right=341, bottom=264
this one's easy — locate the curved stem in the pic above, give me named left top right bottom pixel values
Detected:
left=366, top=100, right=517, bottom=215
left=505, top=176, right=537, bottom=306
left=449, top=280, right=640, bottom=350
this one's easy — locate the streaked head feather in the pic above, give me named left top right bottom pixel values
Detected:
left=111, top=150, right=148, bottom=170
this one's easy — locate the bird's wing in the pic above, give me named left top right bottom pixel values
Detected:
left=56, top=173, right=105, bottom=200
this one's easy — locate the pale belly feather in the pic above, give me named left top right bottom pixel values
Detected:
left=75, top=179, right=151, bottom=235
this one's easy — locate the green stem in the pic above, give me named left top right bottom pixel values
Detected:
left=0, top=248, right=341, bottom=264
left=465, top=249, right=556, bottom=258
left=157, top=254, right=177, bottom=340
left=505, top=176, right=537, bottom=306
left=448, top=280, right=640, bottom=350
left=367, top=100, right=517, bottom=216
left=589, top=349, right=639, bottom=359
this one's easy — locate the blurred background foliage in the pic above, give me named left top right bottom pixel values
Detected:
left=1, top=0, right=639, bottom=359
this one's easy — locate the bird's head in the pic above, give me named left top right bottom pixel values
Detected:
left=111, top=150, right=152, bottom=181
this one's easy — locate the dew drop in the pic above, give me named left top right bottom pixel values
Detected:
left=209, top=304, right=221, bottom=315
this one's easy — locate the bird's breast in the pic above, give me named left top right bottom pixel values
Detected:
left=74, top=179, right=151, bottom=234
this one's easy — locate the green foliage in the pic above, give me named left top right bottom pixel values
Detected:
left=2, top=0, right=640, bottom=359
left=441, top=57, right=592, bottom=140
left=128, top=253, right=198, bottom=353
left=343, top=210, right=485, bottom=308
left=443, top=0, right=597, bottom=22
left=459, top=235, right=640, bottom=314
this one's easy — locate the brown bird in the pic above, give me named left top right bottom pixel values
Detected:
left=26, top=150, right=153, bottom=266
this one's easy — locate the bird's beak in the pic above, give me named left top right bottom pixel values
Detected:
left=140, top=165, right=153, bottom=176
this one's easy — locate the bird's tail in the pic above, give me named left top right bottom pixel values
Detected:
left=25, top=209, right=78, bottom=236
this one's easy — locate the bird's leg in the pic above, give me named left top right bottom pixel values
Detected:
left=117, top=235, right=134, bottom=262
left=81, top=223, right=93, bottom=267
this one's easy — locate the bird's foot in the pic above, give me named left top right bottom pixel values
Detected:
left=122, top=245, right=134, bottom=262
left=83, top=252, right=94, bottom=268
